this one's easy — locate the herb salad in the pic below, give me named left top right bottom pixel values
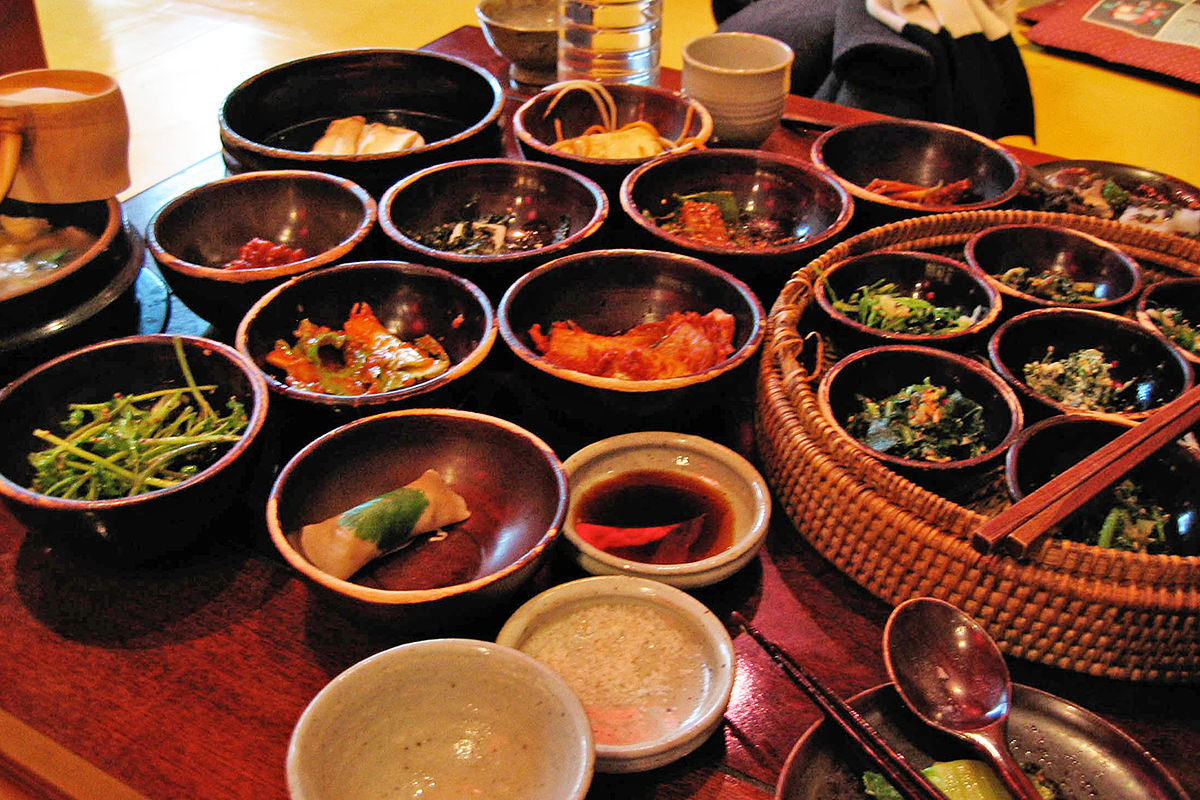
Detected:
left=833, top=278, right=983, bottom=336
left=845, top=378, right=987, bottom=463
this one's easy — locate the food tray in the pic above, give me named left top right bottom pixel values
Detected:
left=756, top=209, right=1200, bottom=683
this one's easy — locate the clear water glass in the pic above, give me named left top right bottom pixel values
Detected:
left=557, top=0, right=662, bottom=85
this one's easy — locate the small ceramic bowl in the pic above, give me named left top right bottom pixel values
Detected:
left=813, top=250, right=1001, bottom=350
left=810, top=119, right=1025, bottom=223
left=561, top=431, right=770, bottom=588
left=146, top=170, right=377, bottom=332
left=378, top=158, right=608, bottom=301
left=0, top=334, right=270, bottom=561
left=619, top=148, right=853, bottom=299
left=1136, top=277, right=1200, bottom=366
left=496, top=575, right=736, bottom=773
left=988, top=307, right=1194, bottom=421
left=235, top=260, right=496, bottom=441
left=513, top=81, right=713, bottom=196
left=476, top=0, right=558, bottom=87
left=1006, top=415, right=1199, bottom=556
left=266, top=409, right=567, bottom=631
left=287, top=638, right=594, bottom=800
left=964, top=223, right=1142, bottom=313
left=818, top=345, right=1024, bottom=489
left=219, top=49, right=504, bottom=194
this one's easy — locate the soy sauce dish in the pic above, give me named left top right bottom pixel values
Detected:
left=560, top=431, right=771, bottom=589
left=495, top=575, right=735, bottom=774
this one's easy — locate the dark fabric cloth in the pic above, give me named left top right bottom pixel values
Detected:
left=716, top=0, right=1036, bottom=140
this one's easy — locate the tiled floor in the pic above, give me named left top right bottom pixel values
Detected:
left=30, top=0, right=1200, bottom=197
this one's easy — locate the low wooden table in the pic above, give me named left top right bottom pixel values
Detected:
left=0, top=25, right=1196, bottom=800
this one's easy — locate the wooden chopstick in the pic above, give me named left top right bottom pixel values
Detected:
left=972, top=382, right=1200, bottom=557
left=731, top=613, right=948, bottom=800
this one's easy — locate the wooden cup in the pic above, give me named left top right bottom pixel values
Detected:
left=0, top=69, right=131, bottom=203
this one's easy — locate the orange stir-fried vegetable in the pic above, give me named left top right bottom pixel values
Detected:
left=863, top=177, right=973, bottom=205
left=266, top=302, right=450, bottom=395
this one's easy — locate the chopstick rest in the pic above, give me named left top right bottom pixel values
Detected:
left=732, top=612, right=948, bottom=800
left=972, top=382, right=1200, bottom=557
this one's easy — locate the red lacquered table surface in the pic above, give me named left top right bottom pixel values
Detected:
left=1, top=25, right=1196, bottom=800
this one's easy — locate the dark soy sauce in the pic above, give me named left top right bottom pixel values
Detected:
left=572, top=469, right=734, bottom=564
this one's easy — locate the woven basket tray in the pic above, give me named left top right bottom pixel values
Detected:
left=756, top=209, right=1200, bottom=683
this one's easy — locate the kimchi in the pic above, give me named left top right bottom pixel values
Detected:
left=528, top=308, right=736, bottom=380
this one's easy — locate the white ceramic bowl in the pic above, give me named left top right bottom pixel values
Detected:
left=496, top=575, right=735, bottom=773
left=561, top=432, right=771, bottom=588
left=287, top=638, right=594, bottom=800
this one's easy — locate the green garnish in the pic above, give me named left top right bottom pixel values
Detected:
left=834, top=279, right=979, bottom=335
left=1145, top=304, right=1200, bottom=354
left=996, top=266, right=1101, bottom=304
left=846, top=378, right=987, bottom=463
left=26, top=338, right=250, bottom=499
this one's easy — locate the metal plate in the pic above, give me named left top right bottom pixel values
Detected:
left=776, top=682, right=1190, bottom=800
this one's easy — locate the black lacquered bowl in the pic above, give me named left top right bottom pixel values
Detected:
left=965, top=223, right=1142, bottom=313
left=619, top=148, right=853, bottom=301
left=0, top=335, right=270, bottom=562
left=378, top=158, right=608, bottom=302
left=811, top=119, right=1025, bottom=223
left=988, top=307, right=1194, bottom=421
left=813, top=249, right=1001, bottom=351
left=219, top=49, right=504, bottom=195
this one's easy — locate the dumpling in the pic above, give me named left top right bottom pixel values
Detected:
left=298, top=469, right=470, bottom=580
left=309, top=115, right=426, bottom=155
left=356, top=121, right=424, bottom=154
left=311, top=115, right=366, bottom=155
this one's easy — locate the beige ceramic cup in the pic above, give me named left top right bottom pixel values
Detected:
left=0, top=69, right=131, bottom=203
left=681, top=32, right=794, bottom=148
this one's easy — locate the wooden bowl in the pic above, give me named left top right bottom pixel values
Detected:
left=619, top=148, right=853, bottom=301
left=378, top=158, right=608, bottom=302
left=497, top=248, right=764, bottom=435
left=235, top=260, right=496, bottom=448
left=0, top=334, right=270, bottom=561
left=811, top=119, right=1025, bottom=223
left=146, top=170, right=377, bottom=333
left=513, top=82, right=713, bottom=197
left=813, top=250, right=1001, bottom=350
left=218, top=49, right=504, bottom=195
left=988, top=307, right=1194, bottom=421
left=266, top=409, right=567, bottom=631
left=965, top=223, right=1142, bottom=313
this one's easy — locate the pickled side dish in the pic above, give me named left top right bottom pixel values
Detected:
left=845, top=378, right=986, bottom=463
left=1022, top=346, right=1128, bottom=412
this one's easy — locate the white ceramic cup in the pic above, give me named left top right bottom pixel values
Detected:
left=0, top=69, right=130, bottom=203
left=681, top=32, right=794, bottom=148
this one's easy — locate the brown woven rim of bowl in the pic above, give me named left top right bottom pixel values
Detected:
left=758, top=208, right=1200, bottom=682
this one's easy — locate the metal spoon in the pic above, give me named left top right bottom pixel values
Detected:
left=882, top=597, right=1044, bottom=800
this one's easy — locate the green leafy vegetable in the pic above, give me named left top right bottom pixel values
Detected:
left=834, top=279, right=979, bottom=335
left=846, top=378, right=986, bottom=463
left=26, top=338, right=249, bottom=499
